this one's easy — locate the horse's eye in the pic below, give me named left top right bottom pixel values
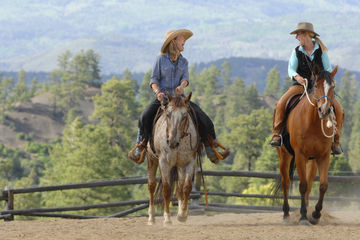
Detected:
left=167, top=113, right=171, bottom=118
left=314, top=85, right=318, bottom=89
left=182, top=115, right=187, bottom=121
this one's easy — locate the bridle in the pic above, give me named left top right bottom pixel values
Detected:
left=303, top=78, right=336, bottom=138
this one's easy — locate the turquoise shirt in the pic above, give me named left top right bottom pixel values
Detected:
left=288, top=41, right=332, bottom=82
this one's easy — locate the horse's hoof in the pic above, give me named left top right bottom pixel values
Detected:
left=299, top=220, right=310, bottom=226
left=148, top=221, right=156, bottom=226
left=163, top=221, right=172, bottom=227
left=282, top=218, right=291, bottom=225
left=309, top=214, right=320, bottom=225
left=177, top=214, right=188, bottom=223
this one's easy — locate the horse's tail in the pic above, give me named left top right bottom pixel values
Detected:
left=269, top=156, right=296, bottom=204
left=154, top=166, right=179, bottom=210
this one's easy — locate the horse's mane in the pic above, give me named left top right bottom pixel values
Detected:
left=316, top=70, right=332, bottom=86
left=169, top=91, right=187, bottom=108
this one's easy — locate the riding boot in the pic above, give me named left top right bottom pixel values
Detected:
left=204, top=134, right=230, bottom=164
left=270, top=102, right=282, bottom=147
left=331, top=100, right=344, bottom=155
left=128, top=139, right=148, bottom=164
left=270, top=85, right=304, bottom=148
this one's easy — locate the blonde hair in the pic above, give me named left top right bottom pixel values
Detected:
left=308, top=32, right=328, bottom=53
left=160, top=37, right=180, bottom=61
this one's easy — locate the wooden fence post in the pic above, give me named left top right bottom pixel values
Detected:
left=3, top=186, right=14, bottom=221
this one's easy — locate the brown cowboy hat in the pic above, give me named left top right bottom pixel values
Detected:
left=161, top=29, right=193, bottom=54
left=290, top=22, right=319, bottom=36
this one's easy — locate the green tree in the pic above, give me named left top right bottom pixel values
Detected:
left=14, top=68, right=30, bottom=111
left=28, top=77, right=41, bottom=98
left=348, top=90, right=360, bottom=172
left=48, top=71, right=64, bottom=116
left=220, top=61, right=232, bottom=90
left=245, top=83, right=262, bottom=114
left=122, top=69, right=139, bottom=94
left=90, top=75, right=138, bottom=150
left=0, top=77, right=15, bottom=122
left=187, top=65, right=202, bottom=105
left=225, top=108, right=273, bottom=171
left=201, top=65, right=220, bottom=120
left=338, top=70, right=358, bottom=156
left=138, top=70, right=154, bottom=108
left=264, top=65, right=281, bottom=99
left=281, top=75, right=293, bottom=95
left=41, top=118, right=135, bottom=216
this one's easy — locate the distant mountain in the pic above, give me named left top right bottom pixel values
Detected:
left=0, top=0, right=360, bottom=74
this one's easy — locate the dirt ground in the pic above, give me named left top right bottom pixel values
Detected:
left=0, top=207, right=359, bottom=240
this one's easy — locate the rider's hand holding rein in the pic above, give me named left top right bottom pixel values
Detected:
left=294, top=75, right=306, bottom=85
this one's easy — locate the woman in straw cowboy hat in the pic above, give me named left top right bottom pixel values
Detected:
left=128, top=29, right=230, bottom=164
left=270, top=22, right=344, bottom=155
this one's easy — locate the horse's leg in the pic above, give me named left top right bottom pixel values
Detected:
left=176, top=166, right=185, bottom=221
left=309, top=153, right=330, bottom=225
left=177, top=160, right=195, bottom=223
left=278, top=149, right=292, bottom=224
left=147, top=158, right=158, bottom=225
left=160, top=164, right=172, bottom=226
left=295, top=150, right=310, bottom=226
left=305, top=159, right=318, bottom=207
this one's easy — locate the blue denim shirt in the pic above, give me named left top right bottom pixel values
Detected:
left=288, top=41, right=332, bottom=82
left=149, top=53, right=189, bottom=97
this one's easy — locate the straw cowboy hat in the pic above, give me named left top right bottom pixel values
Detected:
left=161, top=29, right=193, bottom=53
left=290, top=22, right=319, bottom=36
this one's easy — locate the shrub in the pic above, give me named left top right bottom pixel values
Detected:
left=16, top=132, right=25, bottom=140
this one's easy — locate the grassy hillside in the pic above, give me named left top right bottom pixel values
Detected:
left=0, top=1, right=360, bottom=73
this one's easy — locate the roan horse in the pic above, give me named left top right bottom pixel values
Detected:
left=146, top=90, right=201, bottom=226
left=273, top=64, right=339, bottom=226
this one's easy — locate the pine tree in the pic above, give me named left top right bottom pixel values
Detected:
left=348, top=89, right=360, bottom=172
left=245, top=83, right=262, bottom=114
left=225, top=108, right=273, bottom=171
left=139, top=70, right=154, bottom=108
left=122, top=69, right=139, bottom=94
left=201, top=65, right=220, bottom=120
left=28, top=77, right=41, bottom=98
left=41, top=118, right=135, bottom=215
left=14, top=68, right=30, bottom=111
left=264, top=65, right=281, bottom=99
left=48, top=71, right=63, bottom=116
left=90, top=75, right=138, bottom=150
left=0, top=77, right=15, bottom=122
left=281, top=75, right=293, bottom=95
left=338, top=70, right=358, bottom=156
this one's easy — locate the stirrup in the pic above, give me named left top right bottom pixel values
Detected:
left=128, top=144, right=146, bottom=164
left=269, top=133, right=283, bottom=148
left=211, top=142, right=230, bottom=160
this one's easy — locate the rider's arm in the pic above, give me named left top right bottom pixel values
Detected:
left=322, top=51, right=332, bottom=72
left=149, top=55, right=161, bottom=90
left=288, top=49, right=299, bottom=82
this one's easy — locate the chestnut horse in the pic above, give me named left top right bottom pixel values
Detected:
left=274, top=65, right=338, bottom=226
left=146, top=91, right=201, bottom=226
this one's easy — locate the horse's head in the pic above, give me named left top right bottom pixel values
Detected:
left=312, top=64, right=338, bottom=119
left=165, top=90, right=192, bottom=151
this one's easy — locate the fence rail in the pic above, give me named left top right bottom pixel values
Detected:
left=1, top=170, right=359, bottom=221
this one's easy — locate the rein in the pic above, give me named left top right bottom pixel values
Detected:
left=303, top=78, right=336, bottom=139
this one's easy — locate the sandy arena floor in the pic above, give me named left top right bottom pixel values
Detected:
left=0, top=207, right=359, bottom=240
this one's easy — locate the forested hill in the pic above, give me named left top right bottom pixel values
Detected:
left=195, top=56, right=360, bottom=93
left=2, top=56, right=359, bottom=94
left=1, top=0, right=360, bottom=74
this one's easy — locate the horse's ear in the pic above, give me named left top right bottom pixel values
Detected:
left=331, top=65, right=338, bottom=79
left=165, top=89, right=172, bottom=101
left=313, top=64, right=320, bottom=76
left=185, top=91, right=192, bottom=104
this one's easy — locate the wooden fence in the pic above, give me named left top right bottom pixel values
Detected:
left=1, top=170, right=360, bottom=221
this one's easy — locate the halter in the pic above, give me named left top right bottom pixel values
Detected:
left=303, top=78, right=336, bottom=138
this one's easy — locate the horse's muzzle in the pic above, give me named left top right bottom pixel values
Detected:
left=318, top=106, right=331, bottom=119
